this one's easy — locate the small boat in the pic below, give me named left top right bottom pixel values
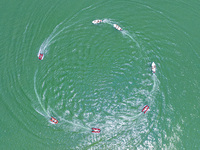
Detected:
left=92, top=128, right=101, bottom=133
left=142, top=105, right=149, bottom=114
left=50, top=117, right=58, bottom=124
left=152, top=62, right=156, bottom=73
left=38, top=53, right=44, bottom=60
left=113, top=24, right=122, bottom=31
left=92, top=20, right=103, bottom=24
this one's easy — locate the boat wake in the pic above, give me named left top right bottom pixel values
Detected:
left=49, top=108, right=90, bottom=130
left=151, top=74, right=159, bottom=94
left=34, top=69, right=50, bottom=117
left=102, top=19, right=140, bottom=48
left=34, top=70, right=91, bottom=131
left=38, top=5, right=95, bottom=60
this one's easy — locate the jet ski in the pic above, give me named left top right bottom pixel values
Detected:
left=92, top=128, right=101, bottom=133
left=92, top=20, right=103, bottom=24
left=113, top=24, right=122, bottom=31
left=152, top=62, right=156, bottom=73
left=50, top=117, right=58, bottom=124
left=38, top=53, right=44, bottom=60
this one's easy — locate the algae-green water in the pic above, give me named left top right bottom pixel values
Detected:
left=1, top=0, right=200, bottom=149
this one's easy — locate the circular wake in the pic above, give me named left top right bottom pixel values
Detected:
left=34, top=2, right=163, bottom=149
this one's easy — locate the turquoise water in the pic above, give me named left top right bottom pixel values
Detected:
left=1, top=0, right=200, bottom=149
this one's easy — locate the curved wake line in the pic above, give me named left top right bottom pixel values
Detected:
left=50, top=109, right=90, bottom=130
left=61, top=118, right=90, bottom=130
left=34, top=70, right=90, bottom=130
left=38, top=4, right=97, bottom=57
left=123, top=31, right=140, bottom=48
left=151, top=74, right=159, bottom=93
left=34, top=69, right=50, bottom=117
left=102, top=19, right=140, bottom=48
left=147, top=74, right=160, bottom=105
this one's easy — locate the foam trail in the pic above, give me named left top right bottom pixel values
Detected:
left=62, top=119, right=90, bottom=130
left=123, top=31, right=140, bottom=48
left=34, top=69, right=50, bottom=117
left=50, top=109, right=90, bottom=130
left=102, top=19, right=113, bottom=25
left=103, top=19, right=140, bottom=48
left=38, top=5, right=96, bottom=56
left=38, top=24, right=71, bottom=55
left=151, top=74, right=159, bottom=94
left=34, top=70, right=90, bottom=130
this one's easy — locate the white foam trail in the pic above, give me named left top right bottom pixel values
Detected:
left=34, top=70, right=91, bottom=130
left=122, top=31, right=140, bottom=48
left=151, top=74, right=159, bottom=94
left=38, top=5, right=95, bottom=57
left=50, top=109, right=90, bottom=130
left=102, top=19, right=140, bottom=48
left=61, top=118, right=90, bottom=130
left=34, top=69, right=50, bottom=117
left=35, top=108, right=46, bottom=117
left=102, top=19, right=113, bottom=25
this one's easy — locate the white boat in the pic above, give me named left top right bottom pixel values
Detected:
left=92, top=20, right=103, bottom=24
left=152, top=62, right=156, bottom=73
left=113, top=24, right=122, bottom=31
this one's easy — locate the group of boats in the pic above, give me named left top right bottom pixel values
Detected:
left=49, top=62, right=156, bottom=130
left=93, top=19, right=157, bottom=116
left=92, top=19, right=122, bottom=31
left=38, top=19, right=123, bottom=61
left=49, top=117, right=101, bottom=133
left=43, top=19, right=157, bottom=133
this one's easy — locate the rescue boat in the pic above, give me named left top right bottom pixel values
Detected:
left=92, top=20, right=103, bottom=24
left=92, top=128, right=101, bottom=133
left=38, top=53, right=44, bottom=60
left=142, top=105, right=149, bottom=114
left=113, top=24, right=122, bottom=31
left=50, top=117, right=58, bottom=124
left=152, top=62, right=156, bottom=73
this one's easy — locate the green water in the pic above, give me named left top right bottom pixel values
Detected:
left=1, top=0, right=200, bottom=149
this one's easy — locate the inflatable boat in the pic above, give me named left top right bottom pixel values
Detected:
left=50, top=117, right=58, bottom=124
left=142, top=105, right=149, bottom=114
left=38, top=53, right=44, bottom=60
left=92, top=128, right=101, bottom=133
